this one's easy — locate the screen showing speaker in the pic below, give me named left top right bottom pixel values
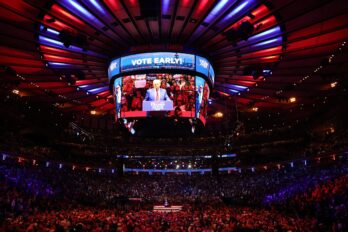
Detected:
left=113, top=74, right=209, bottom=124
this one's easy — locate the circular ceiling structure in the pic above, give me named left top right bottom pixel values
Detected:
left=0, top=0, right=347, bottom=124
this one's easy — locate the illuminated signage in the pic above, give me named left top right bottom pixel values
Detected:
left=121, top=52, right=195, bottom=72
left=196, top=56, right=209, bottom=77
left=108, top=52, right=215, bottom=84
left=108, top=58, right=120, bottom=79
left=209, top=65, right=215, bottom=84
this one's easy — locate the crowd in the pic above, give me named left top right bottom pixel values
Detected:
left=3, top=206, right=316, bottom=232
left=1, top=155, right=347, bottom=231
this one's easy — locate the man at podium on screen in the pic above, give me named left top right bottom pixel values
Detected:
left=145, top=79, right=170, bottom=101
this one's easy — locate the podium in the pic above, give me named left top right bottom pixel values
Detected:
left=153, top=205, right=183, bottom=212
left=142, top=100, right=173, bottom=111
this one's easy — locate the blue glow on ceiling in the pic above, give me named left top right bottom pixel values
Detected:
left=38, top=36, right=107, bottom=58
left=229, top=84, right=248, bottom=92
left=68, top=0, right=92, bottom=17
left=40, top=25, right=60, bottom=36
left=48, top=62, right=70, bottom=66
left=78, top=85, right=89, bottom=88
left=85, top=0, right=115, bottom=23
left=89, top=0, right=107, bottom=14
left=162, top=0, right=171, bottom=14
left=252, top=37, right=282, bottom=47
left=59, top=0, right=104, bottom=28
left=249, top=26, right=282, bottom=41
left=225, top=0, right=251, bottom=20
left=204, top=0, right=232, bottom=22
left=87, top=86, right=108, bottom=93
left=39, top=36, right=63, bottom=46
left=47, top=28, right=60, bottom=35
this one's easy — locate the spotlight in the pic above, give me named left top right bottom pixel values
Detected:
left=289, top=97, right=296, bottom=103
left=213, top=112, right=223, bottom=118
left=12, top=89, right=20, bottom=95
left=90, top=110, right=97, bottom=115
left=130, top=128, right=136, bottom=135
left=262, top=69, right=273, bottom=78
left=40, top=26, right=47, bottom=33
left=191, top=125, right=195, bottom=134
left=330, top=82, right=338, bottom=88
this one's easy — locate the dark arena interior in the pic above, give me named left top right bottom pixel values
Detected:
left=1, top=0, right=348, bottom=231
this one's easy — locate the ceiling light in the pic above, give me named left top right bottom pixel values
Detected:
left=289, top=97, right=296, bottom=103
left=214, top=112, right=223, bottom=118
left=12, top=89, right=20, bottom=95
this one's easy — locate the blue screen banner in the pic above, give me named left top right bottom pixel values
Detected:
left=195, top=56, right=209, bottom=77
left=108, top=52, right=214, bottom=85
left=209, top=65, right=215, bottom=84
left=108, top=58, right=120, bottom=79
left=121, top=52, right=195, bottom=72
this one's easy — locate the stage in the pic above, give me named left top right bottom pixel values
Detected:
left=153, top=205, right=183, bottom=212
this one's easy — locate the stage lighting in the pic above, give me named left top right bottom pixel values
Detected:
left=331, top=82, right=338, bottom=88
left=12, top=89, right=20, bottom=95
left=239, top=21, right=254, bottom=41
left=191, top=125, right=195, bottom=134
left=213, top=112, right=223, bottom=118
left=289, top=97, right=296, bottom=103
left=262, top=69, right=273, bottom=78
left=130, top=128, right=136, bottom=135
left=58, top=29, right=74, bottom=48
left=251, top=107, right=258, bottom=112
left=90, top=110, right=96, bottom=115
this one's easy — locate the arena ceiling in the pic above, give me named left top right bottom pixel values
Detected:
left=0, top=0, right=347, bottom=120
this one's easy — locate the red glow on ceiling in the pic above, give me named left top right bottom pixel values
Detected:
left=224, top=5, right=274, bottom=34
left=191, top=0, right=215, bottom=19
left=196, top=0, right=210, bottom=12
left=104, top=0, right=122, bottom=11
left=128, top=0, right=138, bottom=7
left=287, top=28, right=348, bottom=51
left=251, top=5, right=269, bottom=18
left=232, top=81, right=256, bottom=86
left=75, top=80, right=100, bottom=85
left=91, top=99, right=108, bottom=107
left=181, top=0, right=191, bottom=7
left=43, top=54, right=81, bottom=64
left=51, top=4, right=86, bottom=28
left=43, top=15, right=74, bottom=31
left=224, top=16, right=251, bottom=33
left=243, top=46, right=282, bottom=59
left=40, top=45, right=72, bottom=56
left=260, top=55, right=279, bottom=60
left=97, top=91, right=111, bottom=98
left=256, top=16, right=277, bottom=31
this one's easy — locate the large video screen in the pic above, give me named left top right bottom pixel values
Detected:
left=108, top=52, right=215, bottom=86
left=121, top=52, right=195, bottom=72
left=114, top=73, right=197, bottom=119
